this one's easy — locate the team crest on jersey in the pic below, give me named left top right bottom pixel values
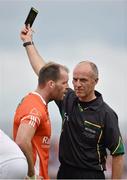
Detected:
left=30, top=108, right=42, bottom=117
left=61, top=112, right=69, bottom=132
left=63, top=112, right=69, bottom=122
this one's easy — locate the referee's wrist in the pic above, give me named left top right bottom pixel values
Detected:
left=23, top=41, right=34, bottom=47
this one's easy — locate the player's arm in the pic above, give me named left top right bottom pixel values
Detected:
left=20, top=26, right=45, bottom=76
left=111, top=155, right=124, bottom=179
left=15, top=123, right=36, bottom=177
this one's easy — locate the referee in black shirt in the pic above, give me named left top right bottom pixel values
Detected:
left=20, top=26, right=125, bottom=179
left=56, top=61, right=125, bottom=179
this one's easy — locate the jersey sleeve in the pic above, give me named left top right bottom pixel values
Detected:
left=104, top=110, right=125, bottom=156
left=20, top=107, right=41, bottom=129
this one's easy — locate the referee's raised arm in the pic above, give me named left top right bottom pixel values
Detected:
left=20, top=25, right=45, bottom=76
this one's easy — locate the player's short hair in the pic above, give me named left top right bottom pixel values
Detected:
left=38, top=62, right=69, bottom=86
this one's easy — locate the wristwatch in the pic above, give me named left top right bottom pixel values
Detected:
left=23, top=41, right=34, bottom=47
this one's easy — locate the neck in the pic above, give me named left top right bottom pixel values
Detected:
left=35, top=88, right=50, bottom=104
left=79, top=93, right=96, bottom=102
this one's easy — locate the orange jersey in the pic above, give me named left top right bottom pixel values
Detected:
left=13, top=92, right=51, bottom=179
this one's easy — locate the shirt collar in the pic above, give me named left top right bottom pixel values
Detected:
left=31, top=91, right=47, bottom=105
left=78, top=91, right=103, bottom=111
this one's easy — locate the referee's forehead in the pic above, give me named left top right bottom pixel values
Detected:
left=73, top=63, right=92, bottom=75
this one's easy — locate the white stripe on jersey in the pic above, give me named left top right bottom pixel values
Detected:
left=21, top=115, right=40, bottom=128
left=29, top=115, right=36, bottom=127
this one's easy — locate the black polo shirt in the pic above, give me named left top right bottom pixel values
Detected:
left=56, top=88, right=124, bottom=171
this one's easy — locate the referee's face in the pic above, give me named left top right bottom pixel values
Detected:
left=72, top=63, right=98, bottom=102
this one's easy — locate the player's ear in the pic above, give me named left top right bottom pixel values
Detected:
left=48, top=80, right=55, bottom=89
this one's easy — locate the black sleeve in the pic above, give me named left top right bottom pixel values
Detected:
left=104, top=109, right=125, bottom=155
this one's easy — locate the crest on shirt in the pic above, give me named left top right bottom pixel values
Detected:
left=30, top=108, right=42, bottom=117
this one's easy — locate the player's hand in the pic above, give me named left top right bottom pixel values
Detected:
left=25, top=175, right=43, bottom=180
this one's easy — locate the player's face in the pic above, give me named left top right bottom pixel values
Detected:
left=54, top=70, right=69, bottom=100
left=72, top=63, right=97, bottom=101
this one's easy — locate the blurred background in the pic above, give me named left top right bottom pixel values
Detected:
left=0, top=0, right=126, bottom=178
